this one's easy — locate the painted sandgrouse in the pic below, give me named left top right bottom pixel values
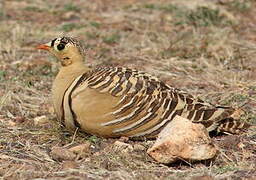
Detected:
left=37, top=36, right=251, bottom=139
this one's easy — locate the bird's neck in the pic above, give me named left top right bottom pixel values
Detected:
left=52, top=61, right=90, bottom=120
left=53, top=61, right=90, bottom=95
left=54, top=61, right=90, bottom=92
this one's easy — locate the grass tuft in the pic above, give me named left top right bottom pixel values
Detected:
left=186, top=7, right=231, bottom=27
left=60, top=23, right=85, bottom=32
left=103, top=33, right=121, bottom=44
left=227, top=0, right=252, bottom=12
left=89, top=21, right=101, bottom=28
left=63, top=3, right=80, bottom=12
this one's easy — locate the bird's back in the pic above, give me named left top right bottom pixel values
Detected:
left=60, top=66, right=250, bottom=139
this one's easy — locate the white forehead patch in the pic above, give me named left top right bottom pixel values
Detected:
left=52, top=37, right=72, bottom=51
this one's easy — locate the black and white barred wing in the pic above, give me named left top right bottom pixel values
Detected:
left=69, top=66, right=241, bottom=138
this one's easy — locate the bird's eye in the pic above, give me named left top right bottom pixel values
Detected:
left=57, top=43, right=65, bottom=51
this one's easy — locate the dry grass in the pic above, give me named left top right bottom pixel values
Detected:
left=0, top=0, right=255, bottom=179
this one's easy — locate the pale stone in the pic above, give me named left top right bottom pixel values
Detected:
left=133, top=144, right=146, bottom=152
left=147, top=115, right=217, bottom=164
left=7, top=121, right=17, bottom=127
left=191, top=175, right=214, bottom=180
left=113, top=141, right=133, bottom=153
left=50, top=147, right=76, bottom=161
left=69, top=142, right=91, bottom=155
left=34, top=115, right=49, bottom=126
left=62, top=161, right=78, bottom=170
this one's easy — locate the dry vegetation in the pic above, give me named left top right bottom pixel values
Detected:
left=0, top=0, right=256, bottom=179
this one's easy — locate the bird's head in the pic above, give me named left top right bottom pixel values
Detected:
left=37, top=37, right=84, bottom=66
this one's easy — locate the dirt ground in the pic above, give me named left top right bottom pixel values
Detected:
left=0, top=0, right=255, bottom=179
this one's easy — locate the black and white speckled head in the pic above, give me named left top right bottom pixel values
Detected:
left=50, top=37, right=84, bottom=54
left=37, top=36, right=85, bottom=66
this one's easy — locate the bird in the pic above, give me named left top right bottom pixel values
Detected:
left=36, top=36, right=251, bottom=139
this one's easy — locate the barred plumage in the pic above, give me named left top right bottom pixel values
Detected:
left=37, top=36, right=251, bottom=139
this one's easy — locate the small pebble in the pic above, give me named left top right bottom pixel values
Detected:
left=34, top=115, right=49, bottom=126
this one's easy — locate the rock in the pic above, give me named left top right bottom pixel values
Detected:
left=62, top=161, right=78, bottom=170
left=34, top=115, right=49, bottom=126
left=50, top=147, right=76, bottom=161
left=147, top=115, right=217, bottom=164
left=133, top=144, right=146, bottom=152
left=237, top=142, right=245, bottom=149
left=62, top=12, right=80, bottom=21
left=118, top=136, right=129, bottom=143
left=69, top=142, right=91, bottom=157
left=7, top=120, right=17, bottom=127
left=191, top=175, right=214, bottom=180
left=113, top=141, right=133, bottom=153
left=13, top=116, right=25, bottom=124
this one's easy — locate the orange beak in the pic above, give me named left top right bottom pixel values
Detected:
left=36, top=44, right=50, bottom=51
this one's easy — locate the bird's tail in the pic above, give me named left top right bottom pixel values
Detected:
left=197, top=107, right=252, bottom=134
left=215, top=108, right=251, bottom=134
left=217, top=118, right=251, bottom=134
